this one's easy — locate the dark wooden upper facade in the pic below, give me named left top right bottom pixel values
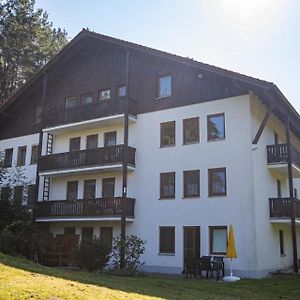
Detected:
left=0, top=29, right=300, bottom=140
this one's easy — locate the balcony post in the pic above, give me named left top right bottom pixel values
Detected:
left=286, top=118, right=298, bottom=272
left=120, top=50, right=130, bottom=269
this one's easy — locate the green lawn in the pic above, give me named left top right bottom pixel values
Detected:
left=0, top=253, right=300, bottom=300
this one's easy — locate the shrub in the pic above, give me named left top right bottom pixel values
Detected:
left=74, top=238, right=110, bottom=272
left=111, top=235, right=146, bottom=273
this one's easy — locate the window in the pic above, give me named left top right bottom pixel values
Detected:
left=69, top=137, right=81, bottom=152
left=183, top=117, right=199, bottom=144
left=84, top=179, right=96, bottom=199
left=4, top=148, right=13, bottom=168
left=34, top=106, right=42, bottom=124
left=81, top=93, right=93, bottom=105
left=0, top=187, right=11, bottom=202
left=30, top=145, right=38, bottom=165
left=116, top=85, right=126, bottom=97
left=82, top=227, right=93, bottom=241
left=17, top=146, right=26, bottom=166
left=207, top=113, right=225, bottom=141
left=99, top=89, right=111, bottom=101
left=160, top=172, right=175, bottom=199
left=183, top=170, right=200, bottom=198
left=27, top=185, right=36, bottom=205
left=279, top=230, right=285, bottom=255
left=100, top=227, right=113, bottom=251
left=209, top=226, right=227, bottom=255
left=64, top=227, right=76, bottom=235
left=208, top=168, right=227, bottom=196
left=104, top=131, right=117, bottom=147
left=277, top=180, right=282, bottom=198
left=160, top=121, right=175, bottom=147
left=157, top=75, right=172, bottom=98
left=66, top=181, right=78, bottom=201
left=102, top=178, right=115, bottom=198
left=14, top=186, right=24, bottom=205
left=65, top=96, right=79, bottom=108
left=86, top=134, right=98, bottom=149
left=159, top=226, right=175, bottom=254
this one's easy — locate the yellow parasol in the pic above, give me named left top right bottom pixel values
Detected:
left=224, top=224, right=240, bottom=281
left=226, top=224, right=237, bottom=259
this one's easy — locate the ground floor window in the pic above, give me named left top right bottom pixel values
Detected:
left=209, top=226, right=227, bottom=255
left=279, top=229, right=285, bottom=255
left=159, top=226, right=175, bottom=254
left=81, top=227, right=93, bottom=241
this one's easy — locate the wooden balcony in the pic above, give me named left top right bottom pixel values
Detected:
left=39, top=145, right=136, bottom=176
left=266, top=144, right=300, bottom=178
left=35, top=197, right=135, bottom=221
left=269, top=198, right=300, bottom=223
left=42, top=97, right=137, bottom=134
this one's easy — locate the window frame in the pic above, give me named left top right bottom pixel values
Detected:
left=279, top=229, right=285, bottom=256
left=160, top=172, right=175, bottom=199
left=17, top=146, right=27, bottom=166
left=65, top=96, right=79, bottom=109
left=83, top=179, right=96, bottom=199
left=102, top=178, right=115, bottom=198
left=80, top=93, right=93, bottom=105
left=160, top=121, right=175, bottom=148
left=116, top=85, right=126, bottom=97
left=86, top=134, right=98, bottom=150
left=207, top=113, right=225, bottom=141
left=209, top=226, right=228, bottom=255
left=30, top=145, right=38, bottom=165
left=208, top=167, right=227, bottom=196
left=183, top=117, right=200, bottom=145
left=104, top=131, right=117, bottom=147
left=99, top=88, right=111, bottom=101
left=183, top=170, right=200, bottom=198
left=69, top=137, right=81, bottom=152
left=4, top=148, right=13, bottom=168
left=157, top=74, right=172, bottom=99
left=159, top=226, right=175, bottom=254
left=66, top=181, right=78, bottom=201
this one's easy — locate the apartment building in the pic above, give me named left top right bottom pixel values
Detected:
left=1, top=29, right=300, bottom=278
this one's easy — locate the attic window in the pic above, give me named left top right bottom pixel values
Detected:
left=157, top=75, right=172, bottom=98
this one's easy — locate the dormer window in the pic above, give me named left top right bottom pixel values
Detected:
left=99, top=89, right=111, bottom=101
left=81, top=93, right=93, bottom=105
left=65, top=96, right=78, bottom=109
left=116, top=85, right=126, bottom=97
left=157, top=75, right=172, bottom=98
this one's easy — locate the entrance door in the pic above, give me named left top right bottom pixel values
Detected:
left=183, top=226, right=200, bottom=260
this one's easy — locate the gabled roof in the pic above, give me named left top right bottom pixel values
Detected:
left=1, top=29, right=299, bottom=138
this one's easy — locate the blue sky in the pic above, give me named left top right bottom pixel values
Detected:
left=36, top=0, right=300, bottom=113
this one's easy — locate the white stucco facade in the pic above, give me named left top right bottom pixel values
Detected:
left=1, top=93, right=300, bottom=278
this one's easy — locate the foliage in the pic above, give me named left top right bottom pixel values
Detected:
left=0, top=0, right=68, bottom=104
left=111, top=235, right=146, bottom=273
left=74, top=238, right=111, bottom=272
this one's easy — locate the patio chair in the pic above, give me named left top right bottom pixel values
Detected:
left=212, top=256, right=225, bottom=280
left=201, top=256, right=213, bottom=279
left=184, top=258, right=198, bottom=278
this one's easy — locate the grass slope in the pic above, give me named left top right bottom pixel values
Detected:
left=1, top=252, right=300, bottom=299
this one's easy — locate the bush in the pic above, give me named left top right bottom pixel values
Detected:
left=111, top=235, right=146, bottom=273
left=74, top=238, right=110, bottom=272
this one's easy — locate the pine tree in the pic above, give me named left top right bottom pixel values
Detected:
left=0, top=0, right=68, bottom=104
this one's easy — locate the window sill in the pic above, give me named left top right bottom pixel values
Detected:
left=160, top=145, right=175, bottom=149
left=182, top=141, right=200, bottom=146
left=155, top=95, right=171, bottom=100
left=158, top=253, right=175, bottom=256
left=207, top=138, right=225, bottom=143
left=210, top=252, right=226, bottom=256
left=159, top=197, right=176, bottom=200
left=208, top=194, right=227, bottom=198
left=182, top=196, right=200, bottom=199
left=280, top=254, right=286, bottom=257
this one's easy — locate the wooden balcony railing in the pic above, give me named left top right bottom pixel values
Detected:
left=266, top=143, right=300, bottom=168
left=39, top=145, right=136, bottom=173
left=42, top=97, right=137, bottom=128
left=35, top=197, right=135, bottom=219
left=269, top=198, right=300, bottom=219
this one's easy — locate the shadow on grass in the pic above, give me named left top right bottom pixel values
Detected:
left=1, top=253, right=300, bottom=300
